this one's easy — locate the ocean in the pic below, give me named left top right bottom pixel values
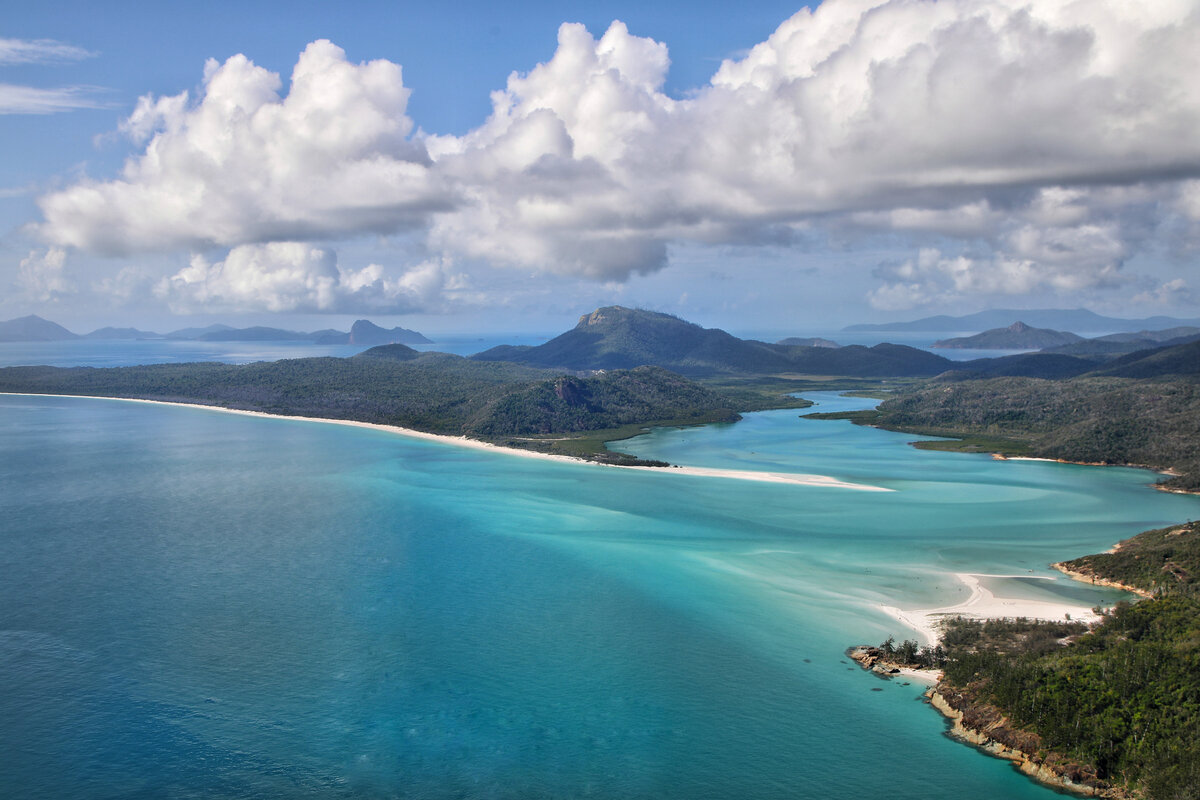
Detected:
left=3, top=383, right=1197, bottom=798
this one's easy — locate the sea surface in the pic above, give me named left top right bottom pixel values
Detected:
left=3, top=389, right=1199, bottom=799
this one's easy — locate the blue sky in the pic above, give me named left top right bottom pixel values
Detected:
left=3, top=0, right=1199, bottom=335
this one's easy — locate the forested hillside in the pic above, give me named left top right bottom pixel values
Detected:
left=867, top=377, right=1200, bottom=490
left=0, top=353, right=741, bottom=459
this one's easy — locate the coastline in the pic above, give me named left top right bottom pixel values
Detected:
left=877, top=572, right=1106, bottom=647
left=1051, top=563, right=1154, bottom=599
left=0, top=392, right=891, bottom=492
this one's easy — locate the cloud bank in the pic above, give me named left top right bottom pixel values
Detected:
left=34, top=0, right=1200, bottom=312
left=156, top=242, right=453, bottom=314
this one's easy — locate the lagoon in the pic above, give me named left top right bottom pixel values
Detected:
left=2, top=392, right=1197, bottom=798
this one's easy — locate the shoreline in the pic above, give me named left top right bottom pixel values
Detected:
left=1051, top=563, right=1154, bottom=599
left=877, top=572, right=1106, bottom=646
left=1, top=392, right=891, bottom=492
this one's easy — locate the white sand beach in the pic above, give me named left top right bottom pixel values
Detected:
left=5, top=394, right=891, bottom=492
left=879, top=572, right=1106, bottom=646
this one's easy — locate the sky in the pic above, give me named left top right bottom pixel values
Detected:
left=3, top=0, right=1199, bottom=336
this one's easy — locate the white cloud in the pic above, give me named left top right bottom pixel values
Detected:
left=0, top=83, right=103, bottom=114
left=0, top=37, right=101, bottom=114
left=1130, top=277, right=1192, bottom=307
left=31, top=1, right=1200, bottom=304
left=17, top=247, right=73, bottom=300
left=38, top=40, right=448, bottom=254
left=154, top=242, right=452, bottom=314
left=0, top=37, right=95, bottom=65
left=867, top=231, right=1129, bottom=311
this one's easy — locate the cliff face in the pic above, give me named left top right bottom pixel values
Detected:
left=927, top=685, right=1133, bottom=799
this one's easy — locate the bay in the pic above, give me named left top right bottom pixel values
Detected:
left=2, top=392, right=1197, bottom=798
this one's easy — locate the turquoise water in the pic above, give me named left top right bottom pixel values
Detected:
left=2, top=393, right=1198, bottom=798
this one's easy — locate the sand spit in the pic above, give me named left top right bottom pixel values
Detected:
left=4, top=393, right=891, bottom=492
left=878, top=572, right=1105, bottom=646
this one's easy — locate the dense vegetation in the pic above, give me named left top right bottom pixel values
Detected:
left=939, top=597, right=1200, bottom=799
left=1059, top=521, right=1200, bottom=596
left=0, top=353, right=743, bottom=461
left=863, top=525, right=1200, bottom=799
left=472, top=306, right=957, bottom=377
left=864, top=377, right=1200, bottom=490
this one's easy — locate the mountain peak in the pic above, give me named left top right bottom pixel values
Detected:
left=1008, top=321, right=1032, bottom=332
left=0, top=314, right=80, bottom=342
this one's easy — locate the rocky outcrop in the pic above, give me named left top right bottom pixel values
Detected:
left=927, top=685, right=1134, bottom=799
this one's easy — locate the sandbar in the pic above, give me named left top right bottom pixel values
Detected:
left=878, top=572, right=1106, bottom=646
left=3, top=393, right=890, bottom=491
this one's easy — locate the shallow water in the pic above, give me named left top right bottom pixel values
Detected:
left=1, top=392, right=1196, bottom=798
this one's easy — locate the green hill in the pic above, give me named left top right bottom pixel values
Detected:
left=864, top=376, right=1200, bottom=490
left=0, top=314, right=80, bottom=342
left=933, top=321, right=1083, bottom=350
left=0, top=353, right=739, bottom=462
left=474, top=306, right=954, bottom=377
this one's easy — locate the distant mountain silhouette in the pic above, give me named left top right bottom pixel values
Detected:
left=933, top=321, right=1083, bottom=350
left=316, top=319, right=432, bottom=346
left=0, top=315, right=79, bottom=342
left=166, top=324, right=236, bottom=340
left=83, top=326, right=162, bottom=340
left=845, top=309, right=1200, bottom=334
left=776, top=336, right=839, bottom=348
left=197, top=326, right=313, bottom=342
left=473, top=306, right=953, bottom=377
left=1086, top=340, right=1200, bottom=379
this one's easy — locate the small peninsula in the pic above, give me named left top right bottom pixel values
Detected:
left=852, top=521, right=1200, bottom=800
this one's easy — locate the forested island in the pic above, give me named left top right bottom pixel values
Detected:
left=0, top=344, right=806, bottom=465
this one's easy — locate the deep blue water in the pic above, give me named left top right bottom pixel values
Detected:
left=3, top=390, right=1197, bottom=799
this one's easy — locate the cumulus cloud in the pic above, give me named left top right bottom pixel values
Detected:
left=38, top=40, right=449, bottom=254
left=17, top=247, right=73, bottom=300
left=867, top=231, right=1128, bottom=311
left=1130, top=278, right=1192, bottom=307
left=31, top=0, right=1200, bottom=303
left=154, top=242, right=451, bottom=313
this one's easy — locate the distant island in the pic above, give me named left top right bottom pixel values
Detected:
left=844, top=308, right=1200, bottom=334
left=0, top=341, right=790, bottom=465
left=0, top=314, right=431, bottom=345
left=5, top=305, right=1200, bottom=481
left=775, top=336, right=839, bottom=348
left=932, top=321, right=1083, bottom=350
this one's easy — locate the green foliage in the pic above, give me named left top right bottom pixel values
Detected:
left=472, top=305, right=955, bottom=377
left=466, top=366, right=740, bottom=436
left=1060, top=521, right=1200, bottom=595
left=0, top=357, right=739, bottom=452
left=872, top=377, right=1200, bottom=489
left=939, top=597, right=1200, bottom=795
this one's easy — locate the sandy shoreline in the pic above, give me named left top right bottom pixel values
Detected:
left=878, top=572, right=1107, bottom=646
left=2, top=393, right=891, bottom=492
